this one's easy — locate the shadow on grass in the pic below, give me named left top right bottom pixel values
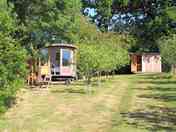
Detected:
left=121, top=73, right=176, bottom=131
left=4, top=97, right=17, bottom=108
left=51, top=88, right=86, bottom=94
left=139, top=80, right=176, bottom=85
left=135, top=86, right=176, bottom=92
left=138, top=93, right=176, bottom=102
left=121, top=106, right=176, bottom=131
left=135, top=73, right=172, bottom=80
left=137, top=75, right=176, bottom=102
left=0, top=96, right=17, bottom=114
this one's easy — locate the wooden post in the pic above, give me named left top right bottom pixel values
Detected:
left=31, top=65, right=34, bottom=85
left=38, top=57, right=41, bottom=82
left=74, top=49, right=77, bottom=78
left=48, top=48, right=51, bottom=76
left=60, top=48, right=63, bottom=76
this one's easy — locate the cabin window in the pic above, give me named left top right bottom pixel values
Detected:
left=62, top=49, right=71, bottom=66
left=40, top=48, right=48, bottom=66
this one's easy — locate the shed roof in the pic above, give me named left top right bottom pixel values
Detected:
left=46, top=43, right=77, bottom=49
left=129, top=52, right=160, bottom=56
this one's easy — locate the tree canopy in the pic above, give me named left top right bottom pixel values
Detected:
left=82, top=0, right=176, bottom=52
left=9, top=0, right=82, bottom=47
left=0, top=0, right=27, bottom=113
left=159, top=34, right=176, bottom=66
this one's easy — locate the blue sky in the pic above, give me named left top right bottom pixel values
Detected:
left=84, top=7, right=146, bottom=31
left=84, top=8, right=97, bottom=17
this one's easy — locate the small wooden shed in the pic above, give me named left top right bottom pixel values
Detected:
left=38, top=44, right=77, bottom=82
left=130, top=53, right=162, bottom=73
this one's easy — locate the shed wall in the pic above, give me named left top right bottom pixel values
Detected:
left=142, top=54, right=161, bottom=73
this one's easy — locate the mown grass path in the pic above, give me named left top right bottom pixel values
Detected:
left=0, top=74, right=176, bottom=132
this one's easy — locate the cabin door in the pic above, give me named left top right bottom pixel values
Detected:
left=50, top=48, right=60, bottom=76
left=61, top=49, right=73, bottom=76
left=136, top=55, right=142, bottom=72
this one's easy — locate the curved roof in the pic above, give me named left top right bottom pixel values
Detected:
left=129, top=52, right=160, bottom=55
left=46, top=43, right=77, bottom=49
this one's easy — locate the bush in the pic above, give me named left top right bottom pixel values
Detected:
left=159, top=34, right=176, bottom=73
left=78, top=42, right=129, bottom=84
left=0, top=33, right=27, bottom=113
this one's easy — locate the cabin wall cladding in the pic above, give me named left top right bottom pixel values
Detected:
left=130, top=53, right=162, bottom=73
left=36, top=44, right=77, bottom=83
left=50, top=48, right=57, bottom=67
left=142, top=54, right=161, bottom=73
left=47, top=46, right=76, bottom=77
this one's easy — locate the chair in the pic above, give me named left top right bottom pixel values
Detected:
left=51, top=64, right=60, bottom=75
left=39, top=65, right=52, bottom=88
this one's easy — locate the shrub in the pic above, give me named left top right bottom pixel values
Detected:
left=0, top=33, right=27, bottom=113
left=159, top=34, right=176, bottom=73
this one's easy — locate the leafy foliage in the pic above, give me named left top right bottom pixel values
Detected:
left=159, top=34, right=176, bottom=66
left=76, top=17, right=131, bottom=82
left=0, top=0, right=27, bottom=113
left=0, top=33, right=27, bottom=113
left=9, top=0, right=82, bottom=47
left=83, top=0, right=176, bottom=52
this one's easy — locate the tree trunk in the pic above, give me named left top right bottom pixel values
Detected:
left=97, top=71, right=101, bottom=87
left=84, top=72, right=92, bottom=94
left=172, top=64, right=176, bottom=74
left=111, top=70, right=115, bottom=79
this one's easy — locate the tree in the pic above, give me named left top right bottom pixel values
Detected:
left=82, top=0, right=176, bottom=52
left=78, top=44, right=99, bottom=83
left=9, top=0, right=83, bottom=78
left=9, top=0, right=82, bottom=47
left=76, top=17, right=130, bottom=84
left=159, top=34, right=176, bottom=74
left=0, top=0, right=27, bottom=113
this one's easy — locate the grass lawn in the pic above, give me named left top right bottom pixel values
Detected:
left=0, top=74, right=176, bottom=132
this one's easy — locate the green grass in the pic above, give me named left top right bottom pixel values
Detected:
left=0, top=74, right=176, bottom=132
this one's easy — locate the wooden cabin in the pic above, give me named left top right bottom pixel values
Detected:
left=38, top=44, right=77, bottom=83
left=130, top=53, right=162, bottom=73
